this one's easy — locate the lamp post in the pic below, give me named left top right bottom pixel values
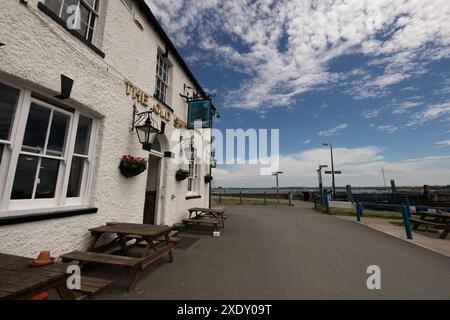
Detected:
left=322, top=143, right=336, bottom=199
left=272, top=171, right=283, bottom=204
left=317, top=165, right=328, bottom=203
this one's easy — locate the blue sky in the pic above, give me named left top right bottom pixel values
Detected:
left=147, top=0, right=450, bottom=187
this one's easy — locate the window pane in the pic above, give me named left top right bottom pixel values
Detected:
left=74, top=115, right=92, bottom=155
left=84, top=0, right=96, bottom=9
left=61, top=0, right=80, bottom=31
left=22, top=103, right=51, bottom=154
left=67, top=156, right=85, bottom=198
left=11, top=155, right=39, bottom=200
left=45, top=0, right=62, bottom=15
left=78, top=4, right=90, bottom=38
left=0, top=82, right=20, bottom=141
left=47, top=111, right=70, bottom=157
left=35, top=158, right=60, bottom=199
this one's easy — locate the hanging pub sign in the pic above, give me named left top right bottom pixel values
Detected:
left=187, top=99, right=212, bottom=129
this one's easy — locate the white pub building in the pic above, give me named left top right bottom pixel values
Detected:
left=0, top=0, right=213, bottom=257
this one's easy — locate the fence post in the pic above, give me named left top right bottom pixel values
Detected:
left=356, top=202, right=361, bottom=222
left=289, top=193, right=293, bottom=206
left=401, top=204, right=414, bottom=240
left=219, top=192, right=222, bottom=204
left=325, top=193, right=330, bottom=213
left=404, top=197, right=411, bottom=218
left=264, top=192, right=267, bottom=206
left=240, top=191, right=242, bottom=204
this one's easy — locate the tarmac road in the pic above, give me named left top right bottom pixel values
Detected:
left=98, top=203, right=450, bottom=300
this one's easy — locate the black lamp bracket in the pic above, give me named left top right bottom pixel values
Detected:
left=131, top=104, right=158, bottom=133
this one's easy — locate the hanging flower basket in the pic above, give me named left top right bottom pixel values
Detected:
left=204, top=174, right=214, bottom=184
left=119, top=155, right=147, bottom=178
left=176, top=169, right=190, bottom=182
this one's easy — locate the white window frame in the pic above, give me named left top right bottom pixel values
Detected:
left=0, top=81, right=97, bottom=216
left=187, top=150, right=201, bottom=197
left=121, top=0, right=133, bottom=13
left=155, top=52, right=170, bottom=104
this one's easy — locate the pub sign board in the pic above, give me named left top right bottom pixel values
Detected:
left=187, top=99, right=212, bottom=129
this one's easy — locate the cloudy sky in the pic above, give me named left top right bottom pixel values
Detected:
left=147, top=0, right=450, bottom=188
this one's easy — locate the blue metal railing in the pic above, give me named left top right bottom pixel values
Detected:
left=356, top=202, right=450, bottom=240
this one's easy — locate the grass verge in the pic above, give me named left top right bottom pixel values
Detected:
left=212, top=198, right=288, bottom=206
left=315, top=206, right=403, bottom=220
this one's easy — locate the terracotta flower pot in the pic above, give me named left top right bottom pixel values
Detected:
left=31, top=251, right=55, bottom=267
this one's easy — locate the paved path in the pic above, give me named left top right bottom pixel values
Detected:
left=96, top=204, right=450, bottom=300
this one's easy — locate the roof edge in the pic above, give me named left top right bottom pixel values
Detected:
left=136, top=0, right=206, bottom=97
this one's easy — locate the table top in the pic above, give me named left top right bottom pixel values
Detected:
left=90, top=223, right=172, bottom=237
left=418, top=212, right=450, bottom=219
left=0, top=253, right=69, bottom=300
left=189, top=207, right=225, bottom=214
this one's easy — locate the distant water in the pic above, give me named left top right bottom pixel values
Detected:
left=213, top=187, right=393, bottom=194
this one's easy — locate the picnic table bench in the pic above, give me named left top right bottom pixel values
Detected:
left=61, top=223, right=174, bottom=292
left=0, top=253, right=112, bottom=300
left=410, top=211, right=450, bottom=239
left=183, top=207, right=226, bottom=229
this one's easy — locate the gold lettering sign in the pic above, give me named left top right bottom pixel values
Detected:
left=125, top=80, right=187, bottom=129
left=125, top=80, right=149, bottom=107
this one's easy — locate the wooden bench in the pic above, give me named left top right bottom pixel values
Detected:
left=410, top=218, right=450, bottom=239
left=74, top=276, right=113, bottom=300
left=183, top=218, right=223, bottom=229
left=61, top=251, right=142, bottom=268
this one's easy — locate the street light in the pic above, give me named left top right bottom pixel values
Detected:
left=272, top=171, right=283, bottom=204
left=317, top=165, right=328, bottom=200
left=322, top=143, right=336, bottom=199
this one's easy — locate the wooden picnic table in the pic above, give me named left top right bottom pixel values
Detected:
left=0, top=253, right=76, bottom=300
left=185, top=207, right=226, bottom=229
left=410, top=211, right=450, bottom=239
left=61, top=223, right=174, bottom=292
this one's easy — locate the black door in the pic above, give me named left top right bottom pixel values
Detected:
left=143, top=191, right=157, bottom=225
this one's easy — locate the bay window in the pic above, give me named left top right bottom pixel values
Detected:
left=0, top=81, right=96, bottom=215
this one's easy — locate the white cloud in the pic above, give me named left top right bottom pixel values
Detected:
left=362, top=109, right=381, bottom=119
left=434, top=140, right=450, bottom=147
left=407, top=102, right=450, bottom=127
left=147, top=0, right=450, bottom=110
left=318, top=123, right=349, bottom=137
left=392, top=101, right=422, bottom=115
left=378, top=125, right=399, bottom=134
left=303, top=139, right=311, bottom=144
left=214, top=146, right=450, bottom=187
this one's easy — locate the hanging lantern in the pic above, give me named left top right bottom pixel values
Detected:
left=132, top=104, right=165, bottom=152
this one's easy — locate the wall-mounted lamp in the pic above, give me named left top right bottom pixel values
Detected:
left=132, top=104, right=165, bottom=152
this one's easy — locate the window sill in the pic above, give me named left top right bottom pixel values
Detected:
left=186, top=195, right=202, bottom=200
left=0, top=207, right=98, bottom=226
left=37, top=2, right=105, bottom=59
left=153, top=94, right=174, bottom=113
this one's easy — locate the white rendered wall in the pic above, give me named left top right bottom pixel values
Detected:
left=0, top=0, right=210, bottom=257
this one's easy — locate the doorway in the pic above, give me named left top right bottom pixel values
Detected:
left=143, top=139, right=164, bottom=225
left=143, top=155, right=162, bottom=225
